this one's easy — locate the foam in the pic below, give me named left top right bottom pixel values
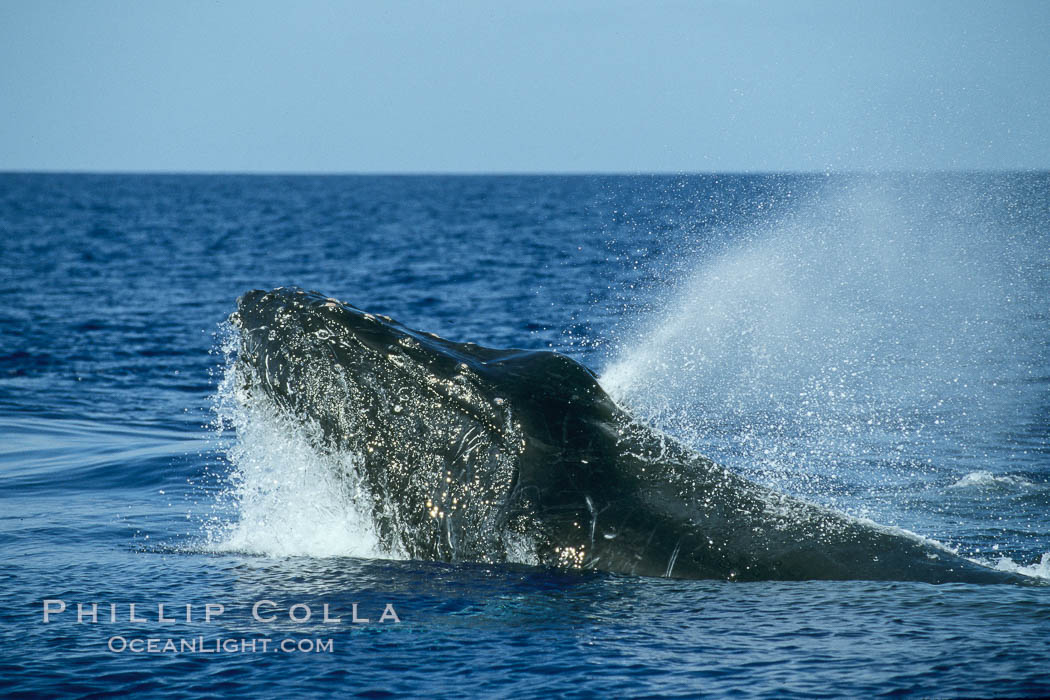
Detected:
left=990, top=552, right=1050, bottom=581
left=949, top=470, right=1034, bottom=489
left=201, top=333, right=391, bottom=559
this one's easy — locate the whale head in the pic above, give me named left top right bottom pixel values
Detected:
left=229, top=287, right=626, bottom=564
left=232, top=287, right=518, bottom=446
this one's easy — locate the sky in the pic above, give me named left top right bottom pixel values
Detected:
left=1, top=0, right=1048, bottom=173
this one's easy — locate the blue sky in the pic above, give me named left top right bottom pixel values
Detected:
left=1, top=0, right=1048, bottom=173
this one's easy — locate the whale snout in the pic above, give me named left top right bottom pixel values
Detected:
left=237, top=288, right=268, bottom=308
left=235, top=289, right=269, bottom=316
left=231, top=289, right=281, bottom=329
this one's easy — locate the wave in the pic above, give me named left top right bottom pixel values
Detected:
left=0, top=415, right=204, bottom=492
left=949, top=470, right=1036, bottom=490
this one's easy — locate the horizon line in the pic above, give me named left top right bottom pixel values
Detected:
left=2, top=167, right=1049, bottom=177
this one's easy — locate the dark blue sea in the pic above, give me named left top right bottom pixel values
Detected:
left=2, top=173, right=1049, bottom=698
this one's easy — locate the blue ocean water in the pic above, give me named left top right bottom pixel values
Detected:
left=1, top=173, right=1049, bottom=697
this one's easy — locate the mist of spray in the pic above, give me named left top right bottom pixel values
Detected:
left=600, top=176, right=1044, bottom=523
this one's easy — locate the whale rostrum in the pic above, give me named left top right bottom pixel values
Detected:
left=230, top=287, right=1023, bottom=583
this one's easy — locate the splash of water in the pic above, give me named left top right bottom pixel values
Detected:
left=200, top=329, right=390, bottom=559
left=991, top=552, right=1050, bottom=580
left=600, top=176, right=1044, bottom=518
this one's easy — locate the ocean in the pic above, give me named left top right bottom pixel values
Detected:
left=1, top=172, right=1048, bottom=697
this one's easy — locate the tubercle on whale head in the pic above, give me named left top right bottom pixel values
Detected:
left=228, top=287, right=537, bottom=455
left=233, top=287, right=381, bottom=341
left=234, top=287, right=473, bottom=367
left=229, top=287, right=618, bottom=427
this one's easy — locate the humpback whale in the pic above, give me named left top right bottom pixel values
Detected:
left=230, top=287, right=1022, bottom=583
